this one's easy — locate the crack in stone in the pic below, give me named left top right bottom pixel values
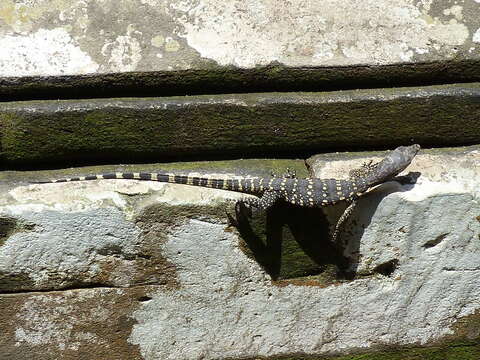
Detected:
left=0, top=283, right=165, bottom=296
left=423, top=233, right=449, bottom=249
left=442, top=267, right=480, bottom=272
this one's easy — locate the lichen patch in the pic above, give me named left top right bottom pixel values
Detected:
left=101, top=24, right=143, bottom=72
left=474, top=28, right=480, bottom=43
left=0, top=27, right=98, bottom=76
left=168, top=0, right=472, bottom=67
left=8, top=288, right=144, bottom=358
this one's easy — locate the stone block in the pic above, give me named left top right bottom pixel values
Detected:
left=0, top=0, right=479, bottom=97
left=0, top=150, right=479, bottom=358
left=1, top=83, right=479, bottom=166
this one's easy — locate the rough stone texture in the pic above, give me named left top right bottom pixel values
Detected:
left=0, top=159, right=310, bottom=292
left=1, top=83, right=479, bottom=167
left=0, top=149, right=479, bottom=359
left=0, top=287, right=148, bottom=360
left=0, top=1, right=479, bottom=100
left=0, top=0, right=479, bottom=76
left=307, top=146, right=480, bottom=275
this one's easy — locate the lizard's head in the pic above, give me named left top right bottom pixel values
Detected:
left=360, top=144, right=420, bottom=186
left=386, top=144, right=420, bottom=175
left=350, top=144, right=420, bottom=186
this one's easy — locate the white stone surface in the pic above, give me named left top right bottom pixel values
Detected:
left=0, top=28, right=98, bottom=77
left=0, top=177, right=243, bottom=290
left=127, top=149, right=479, bottom=359
left=14, top=288, right=120, bottom=350
left=0, top=207, right=140, bottom=287
left=474, top=28, right=480, bottom=43
left=0, top=0, right=478, bottom=76
left=170, top=0, right=471, bottom=67
left=129, top=203, right=480, bottom=359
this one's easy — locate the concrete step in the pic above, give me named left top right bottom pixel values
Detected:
left=1, top=83, right=479, bottom=167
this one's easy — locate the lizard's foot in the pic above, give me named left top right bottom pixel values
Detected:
left=226, top=200, right=251, bottom=227
left=349, top=160, right=379, bottom=179
left=271, top=168, right=296, bottom=178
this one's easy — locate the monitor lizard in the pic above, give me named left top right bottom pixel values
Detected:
left=33, top=144, right=420, bottom=247
left=33, top=144, right=420, bottom=213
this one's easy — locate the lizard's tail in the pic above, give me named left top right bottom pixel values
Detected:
left=31, top=172, right=259, bottom=193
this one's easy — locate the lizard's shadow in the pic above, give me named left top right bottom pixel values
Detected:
left=235, top=172, right=420, bottom=282
left=235, top=203, right=348, bottom=282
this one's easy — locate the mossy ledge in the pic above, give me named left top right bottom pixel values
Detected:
left=0, top=60, right=479, bottom=101
left=1, top=83, right=480, bottom=168
left=233, top=342, right=480, bottom=360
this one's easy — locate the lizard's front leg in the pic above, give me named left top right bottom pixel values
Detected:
left=331, top=199, right=358, bottom=248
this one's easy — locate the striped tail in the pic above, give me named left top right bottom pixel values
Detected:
left=33, top=172, right=263, bottom=193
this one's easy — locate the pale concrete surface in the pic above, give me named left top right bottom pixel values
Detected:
left=0, top=148, right=479, bottom=359
left=0, top=0, right=479, bottom=77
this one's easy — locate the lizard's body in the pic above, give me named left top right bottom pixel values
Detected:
left=35, top=145, right=420, bottom=211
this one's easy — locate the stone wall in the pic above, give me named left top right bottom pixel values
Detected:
left=1, top=1, right=479, bottom=359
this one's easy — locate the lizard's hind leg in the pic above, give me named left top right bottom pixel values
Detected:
left=236, top=190, right=281, bottom=215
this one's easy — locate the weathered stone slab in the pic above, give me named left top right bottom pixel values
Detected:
left=1, top=83, right=479, bottom=167
left=0, top=0, right=479, bottom=74
left=0, top=149, right=479, bottom=359
left=307, top=145, right=480, bottom=275
left=0, top=287, right=148, bottom=360
left=0, top=0, right=479, bottom=97
left=0, top=159, right=309, bottom=292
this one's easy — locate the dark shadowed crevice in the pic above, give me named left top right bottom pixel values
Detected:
left=423, top=233, right=448, bottom=249
left=373, top=259, right=399, bottom=277
left=0, top=60, right=479, bottom=102
left=137, top=295, right=153, bottom=302
left=236, top=202, right=350, bottom=286
left=0, top=217, right=16, bottom=246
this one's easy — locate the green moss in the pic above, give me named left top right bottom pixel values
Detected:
left=330, top=343, right=480, bottom=359
left=0, top=158, right=309, bottom=185
left=231, top=342, right=480, bottom=360
left=0, top=217, right=16, bottom=247
left=236, top=202, right=346, bottom=283
left=0, top=271, right=36, bottom=292
left=0, top=112, right=29, bottom=162
left=2, top=83, right=480, bottom=167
